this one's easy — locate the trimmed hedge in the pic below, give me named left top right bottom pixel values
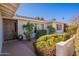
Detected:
left=34, top=33, right=70, bottom=56
left=36, top=30, right=47, bottom=39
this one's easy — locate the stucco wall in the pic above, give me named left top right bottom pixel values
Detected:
left=0, top=11, right=3, bottom=53
left=44, top=24, right=47, bottom=30
left=18, top=20, right=28, bottom=40
left=18, top=20, right=64, bottom=40
left=56, top=35, right=75, bottom=56
left=18, top=20, right=48, bottom=40
left=52, top=22, right=64, bottom=33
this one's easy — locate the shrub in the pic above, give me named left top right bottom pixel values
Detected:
left=46, top=37, right=55, bottom=47
left=23, top=32, right=30, bottom=41
left=36, top=30, right=47, bottom=39
left=22, top=23, right=34, bottom=41
left=36, top=35, right=53, bottom=42
left=65, top=25, right=78, bottom=36
left=34, top=33, right=70, bottom=56
left=47, top=25, right=56, bottom=34
left=62, top=33, right=70, bottom=41
left=50, top=33, right=70, bottom=41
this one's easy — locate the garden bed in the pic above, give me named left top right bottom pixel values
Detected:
left=33, top=33, right=70, bottom=56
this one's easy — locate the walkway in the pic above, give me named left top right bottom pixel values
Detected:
left=2, top=40, right=36, bottom=56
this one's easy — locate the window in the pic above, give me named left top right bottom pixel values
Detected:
left=57, top=24, right=62, bottom=30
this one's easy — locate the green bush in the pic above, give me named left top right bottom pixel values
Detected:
left=35, top=35, right=53, bottom=42
left=23, top=32, right=30, bottom=41
left=47, top=25, right=56, bottom=34
left=34, top=33, right=70, bottom=56
left=65, top=25, right=78, bottom=36
left=22, top=23, right=34, bottom=41
left=46, top=37, right=55, bottom=47
left=36, top=30, right=47, bottom=39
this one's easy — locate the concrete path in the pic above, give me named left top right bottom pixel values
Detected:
left=2, top=40, right=36, bottom=56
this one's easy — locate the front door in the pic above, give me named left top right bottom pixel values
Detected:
left=3, top=19, right=17, bottom=41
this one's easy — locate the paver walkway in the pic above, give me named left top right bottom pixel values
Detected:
left=2, top=40, right=36, bottom=56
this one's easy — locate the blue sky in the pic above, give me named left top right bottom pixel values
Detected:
left=16, top=3, right=79, bottom=23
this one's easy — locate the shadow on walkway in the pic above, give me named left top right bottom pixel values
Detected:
left=2, top=40, right=36, bottom=56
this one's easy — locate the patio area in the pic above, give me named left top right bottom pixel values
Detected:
left=2, top=40, right=36, bottom=56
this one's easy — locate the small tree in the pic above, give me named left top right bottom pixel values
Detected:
left=47, top=25, right=56, bottom=34
left=22, top=23, right=34, bottom=40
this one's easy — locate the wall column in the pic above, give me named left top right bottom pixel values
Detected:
left=0, top=10, right=3, bottom=54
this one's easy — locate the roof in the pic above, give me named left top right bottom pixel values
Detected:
left=13, top=15, right=48, bottom=24
left=47, top=20, right=65, bottom=24
left=0, top=3, right=20, bottom=18
left=13, top=15, right=64, bottom=24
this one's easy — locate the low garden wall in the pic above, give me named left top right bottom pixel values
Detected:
left=56, top=35, right=76, bottom=56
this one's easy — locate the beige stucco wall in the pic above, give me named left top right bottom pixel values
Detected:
left=52, top=22, right=64, bottom=33
left=0, top=11, right=3, bottom=53
left=44, top=24, right=47, bottom=30
left=18, top=19, right=64, bottom=40
left=18, top=20, right=28, bottom=40
left=18, top=20, right=48, bottom=39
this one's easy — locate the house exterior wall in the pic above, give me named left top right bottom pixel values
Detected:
left=52, top=22, right=64, bottom=33
left=56, top=23, right=64, bottom=33
left=18, top=20, right=47, bottom=40
left=44, top=24, right=47, bottom=30
left=0, top=11, right=3, bottom=53
left=18, top=20, right=28, bottom=40
left=18, top=19, right=64, bottom=40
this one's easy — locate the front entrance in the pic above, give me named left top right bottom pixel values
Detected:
left=3, top=19, right=18, bottom=41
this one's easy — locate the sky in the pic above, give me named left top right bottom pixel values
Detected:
left=16, top=3, right=79, bottom=23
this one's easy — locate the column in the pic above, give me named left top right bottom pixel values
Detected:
left=0, top=10, right=3, bottom=53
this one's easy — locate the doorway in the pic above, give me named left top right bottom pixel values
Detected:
left=3, top=19, right=18, bottom=41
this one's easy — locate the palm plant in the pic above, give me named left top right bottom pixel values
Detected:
left=22, top=23, right=34, bottom=40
